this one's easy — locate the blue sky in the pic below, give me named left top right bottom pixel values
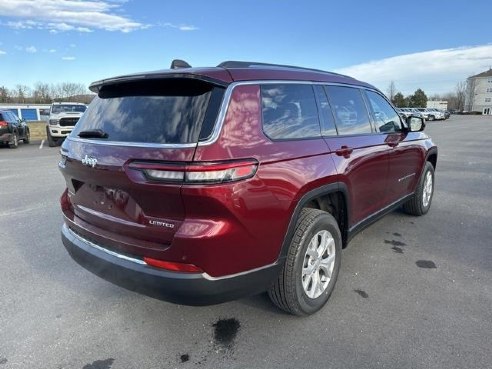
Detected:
left=1, top=0, right=491, bottom=95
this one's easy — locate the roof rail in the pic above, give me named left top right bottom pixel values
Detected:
left=217, top=60, right=349, bottom=78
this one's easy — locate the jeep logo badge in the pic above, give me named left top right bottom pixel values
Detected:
left=81, top=154, right=98, bottom=168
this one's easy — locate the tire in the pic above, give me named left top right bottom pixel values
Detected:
left=268, top=208, right=342, bottom=316
left=428, top=115, right=435, bottom=121
left=46, top=126, right=56, bottom=147
left=403, top=161, right=435, bottom=216
left=8, top=132, right=19, bottom=149
left=24, top=129, right=30, bottom=144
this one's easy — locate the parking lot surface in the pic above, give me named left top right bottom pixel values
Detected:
left=1, top=115, right=491, bottom=369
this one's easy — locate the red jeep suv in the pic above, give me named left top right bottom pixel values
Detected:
left=59, top=60, right=437, bottom=315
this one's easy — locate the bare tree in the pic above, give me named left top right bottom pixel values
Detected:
left=442, top=92, right=458, bottom=110
left=33, top=82, right=52, bottom=103
left=455, top=81, right=466, bottom=112
left=465, top=77, right=477, bottom=112
left=0, top=86, right=10, bottom=103
left=386, top=81, right=397, bottom=102
left=14, top=84, right=31, bottom=103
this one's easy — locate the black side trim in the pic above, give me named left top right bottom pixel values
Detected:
left=278, top=183, right=350, bottom=259
left=347, top=193, right=413, bottom=242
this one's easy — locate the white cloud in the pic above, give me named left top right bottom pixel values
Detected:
left=0, top=50, right=6, bottom=55
left=162, top=22, right=198, bottom=31
left=0, top=0, right=147, bottom=33
left=178, top=25, right=198, bottom=31
left=62, top=56, right=76, bottom=61
left=13, top=44, right=38, bottom=53
left=334, top=45, right=492, bottom=95
left=48, top=48, right=56, bottom=53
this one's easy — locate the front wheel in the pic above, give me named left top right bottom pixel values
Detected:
left=46, top=126, right=56, bottom=147
left=403, top=162, right=435, bottom=216
left=24, top=130, right=30, bottom=144
left=268, top=208, right=342, bottom=316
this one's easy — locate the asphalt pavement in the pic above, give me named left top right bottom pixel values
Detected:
left=0, top=115, right=491, bottom=369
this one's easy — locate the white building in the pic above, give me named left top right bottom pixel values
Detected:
left=427, top=100, right=448, bottom=110
left=465, top=68, right=492, bottom=115
left=0, top=103, right=51, bottom=121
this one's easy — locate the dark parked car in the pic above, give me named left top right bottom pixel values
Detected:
left=0, top=110, right=30, bottom=148
left=59, top=60, right=437, bottom=315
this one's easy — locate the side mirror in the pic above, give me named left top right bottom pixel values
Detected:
left=406, top=116, right=425, bottom=132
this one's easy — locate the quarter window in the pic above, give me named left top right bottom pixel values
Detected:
left=261, top=84, right=321, bottom=140
left=365, top=90, right=402, bottom=133
left=324, top=86, right=372, bottom=135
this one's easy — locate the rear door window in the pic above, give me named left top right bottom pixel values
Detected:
left=314, top=85, right=337, bottom=136
left=324, top=86, right=372, bottom=135
left=261, top=84, right=321, bottom=140
left=71, top=79, right=224, bottom=145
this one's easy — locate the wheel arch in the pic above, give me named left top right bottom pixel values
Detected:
left=426, top=147, right=438, bottom=170
left=278, top=183, right=350, bottom=262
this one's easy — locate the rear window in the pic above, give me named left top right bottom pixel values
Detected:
left=71, top=79, right=224, bottom=144
left=261, top=84, right=321, bottom=140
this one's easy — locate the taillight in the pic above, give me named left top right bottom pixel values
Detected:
left=128, top=159, right=258, bottom=184
left=0, top=120, right=7, bottom=127
left=60, top=188, right=73, bottom=212
left=143, top=257, right=203, bottom=273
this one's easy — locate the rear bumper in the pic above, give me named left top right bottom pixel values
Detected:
left=0, top=132, right=12, bottom=142
left=61, top=223, right=281, bottom=305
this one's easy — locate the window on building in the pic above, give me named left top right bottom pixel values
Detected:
left=485, top=98, right=491, bottom=103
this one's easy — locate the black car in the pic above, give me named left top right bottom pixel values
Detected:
left=0, top=110, right=30, bottom=148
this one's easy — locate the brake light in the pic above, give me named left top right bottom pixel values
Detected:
left=0, top=120, right=7, bottom=127
left=60, top=188, right=73, bottom=212
left=128, top=160, right=258, bottom=184
left=143, top=257, right=203, bottom=273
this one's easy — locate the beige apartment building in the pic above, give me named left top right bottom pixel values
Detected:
left=465, top=68, right=492, bottom=115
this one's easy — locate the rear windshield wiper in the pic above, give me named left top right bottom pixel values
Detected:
left=78, top=129, right=109, bottom=139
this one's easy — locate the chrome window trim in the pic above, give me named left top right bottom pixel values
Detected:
left=68, top=80, right=378, bottom=149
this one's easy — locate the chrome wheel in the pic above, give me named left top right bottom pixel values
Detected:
left=422, top=171, right=433, bottom=208
left=302, top=230, right=336, bottom=299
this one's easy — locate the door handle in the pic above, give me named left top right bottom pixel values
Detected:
left=335, top=146, right=353, bottom=157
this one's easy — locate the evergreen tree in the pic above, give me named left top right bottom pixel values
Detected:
left=392, top=92, right=406, bottom=107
